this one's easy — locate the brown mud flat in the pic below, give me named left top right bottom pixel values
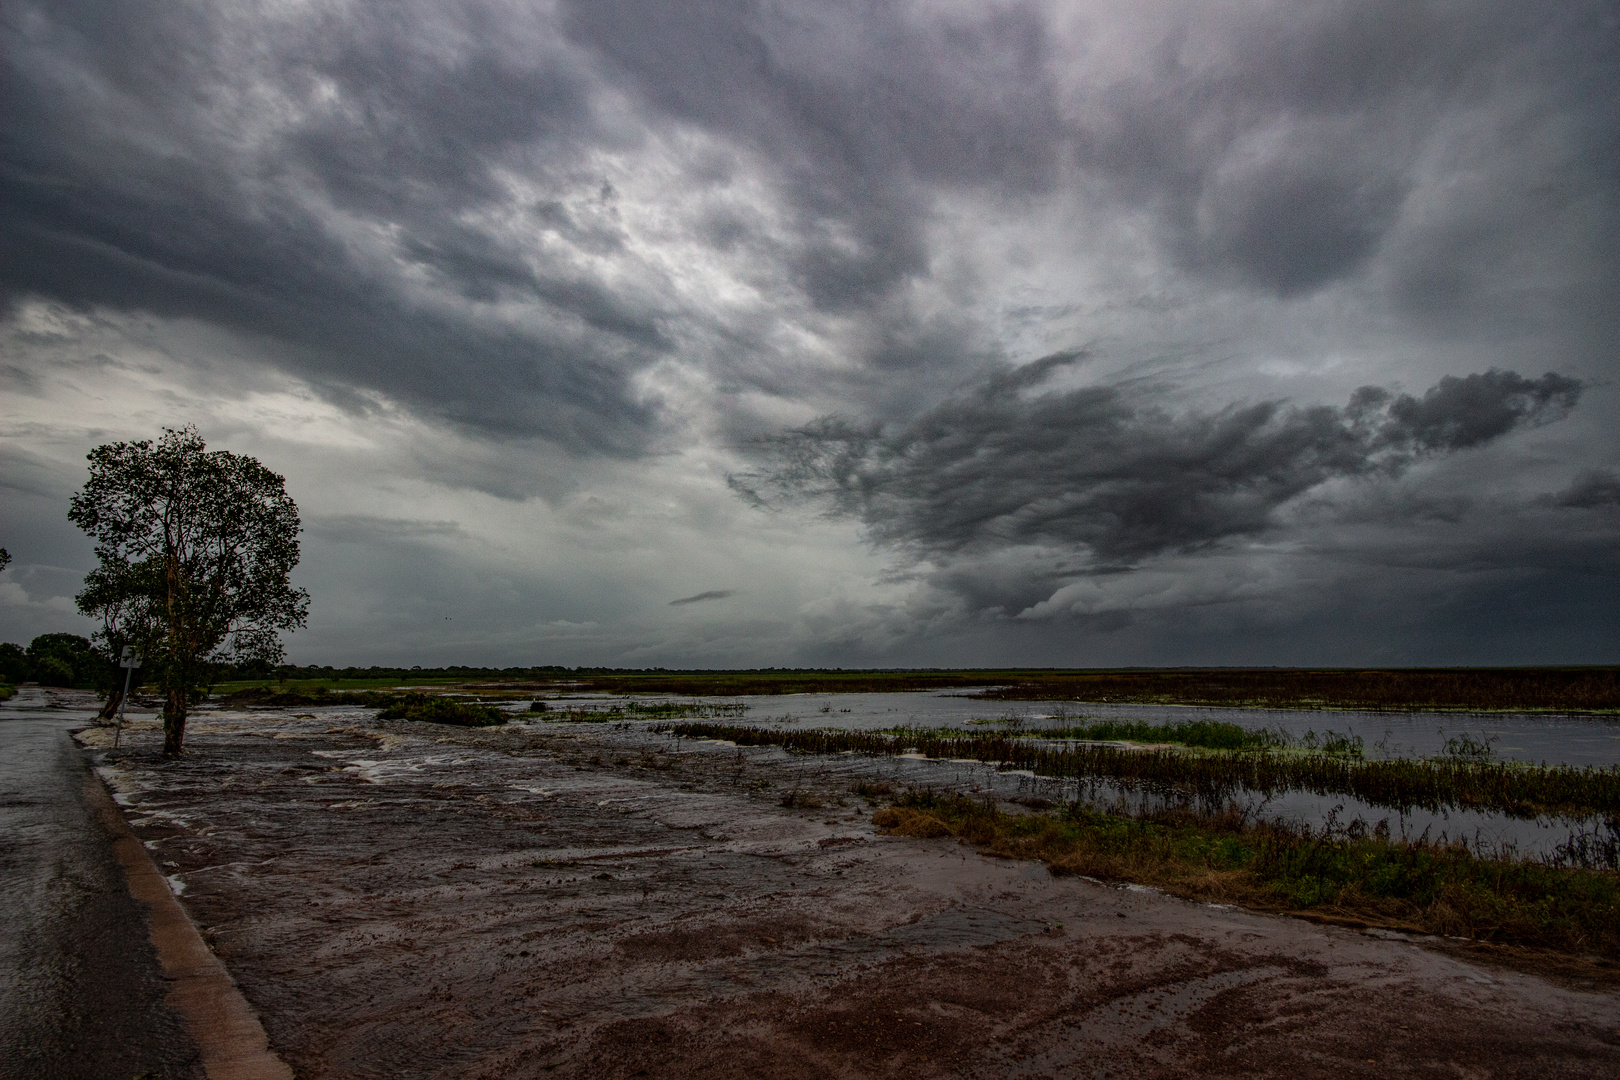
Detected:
left=80, top=711, right=1620, bottom=1079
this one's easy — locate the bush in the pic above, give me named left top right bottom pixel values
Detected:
left=0, top=643, right=25, bottom=684
left=34, top=655, right=76, bottom=687
left=24, top=633, right=100, bottom=688
left=376, top=695, right=507, bottom=727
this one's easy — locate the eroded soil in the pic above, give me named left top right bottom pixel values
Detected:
left=79, top=706, right=1620, bottom=1079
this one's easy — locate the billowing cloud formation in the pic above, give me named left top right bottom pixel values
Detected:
left=1, top=1, right=1616, bottom=664
left=737, top=359, right=1583, bottom=567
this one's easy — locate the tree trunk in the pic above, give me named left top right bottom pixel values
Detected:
left=97, top=685, right=124, bottom=723
left=162, top=686, right=188, bottom=756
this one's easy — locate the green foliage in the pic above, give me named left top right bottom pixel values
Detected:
left=24, top=633, right=100, bottom=688
left=69, top=427, right=309, bottom=754
left=376, top=695, right=508, bottom=727
left=0, top=643, right=23, bottom=684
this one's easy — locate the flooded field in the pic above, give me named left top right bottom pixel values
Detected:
left=36, top=688, right=1620, bottom=1079
left=522, top=691, right=1620, bottom=861
left=550, top=689, right=1620, bottom=767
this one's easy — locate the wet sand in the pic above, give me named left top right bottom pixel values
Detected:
left=80, top=707, right=1620, bottom=1079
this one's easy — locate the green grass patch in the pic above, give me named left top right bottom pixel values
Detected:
left=873, top=792, right=1620, bottom=959
left=0, top=682, right=14, bottom=702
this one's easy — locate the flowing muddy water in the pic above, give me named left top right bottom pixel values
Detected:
left=60, top=697, right=1620, bottom=1078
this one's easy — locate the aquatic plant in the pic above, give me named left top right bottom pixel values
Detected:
left=663, top=723, right=1620, bottom=820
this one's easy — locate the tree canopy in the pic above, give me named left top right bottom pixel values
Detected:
left=70, top=427, right=309, bottom=754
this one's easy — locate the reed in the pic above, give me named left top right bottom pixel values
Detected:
left=664, top=723, right=1620, bottom=820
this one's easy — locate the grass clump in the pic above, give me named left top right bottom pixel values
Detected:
left=376, top=694, right=507, bottom=727
left=0, top=682, right=14, bottom=702
left=874, top=793, right=1620, bottom=958
left=1032, top=719, right=1280, bottom=751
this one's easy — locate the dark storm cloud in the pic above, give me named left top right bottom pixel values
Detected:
left=736, top=356, right=1583, bottom=564
left=562, top=0, right=1068, bottom=310
left=669, top=589, right=736, bottom=606
left=0, top=0, right=659, bottom=452
left=1554, top=470, right=1620, bottom=509
left=5, top=0, right=1615, bottom=446
left=1068, top=1, right=1620, bottom=298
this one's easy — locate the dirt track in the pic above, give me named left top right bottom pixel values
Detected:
left=81, top=707, right=1620, bottom=1079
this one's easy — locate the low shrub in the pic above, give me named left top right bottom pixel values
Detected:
left=376, top=694, right=507, bottom=727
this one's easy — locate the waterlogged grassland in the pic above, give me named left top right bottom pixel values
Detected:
left=668, top=724, right=1620, bottom=822
left=871, top=793, right=1620, bottom=959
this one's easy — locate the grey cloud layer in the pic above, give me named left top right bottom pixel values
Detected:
left=8, top=2, right=1615, bottom=443
left=736, top=360, right=1583, bottom=564
left=3, top=1, right=1616, bottom=662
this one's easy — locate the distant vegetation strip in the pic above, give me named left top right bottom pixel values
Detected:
left=871, top=793, right=1620, bottom=959
left=219, top=664, right=1620, bottom=713
left=666, top=723, right=1620, bottom=820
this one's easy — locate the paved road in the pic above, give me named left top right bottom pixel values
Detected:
left=0, top=687, right=202, bottom=1080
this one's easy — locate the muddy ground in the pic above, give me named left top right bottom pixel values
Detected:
left=76, top=702, right=1620, bottom=1079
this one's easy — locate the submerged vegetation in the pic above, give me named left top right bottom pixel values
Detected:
left=542, top=700, right=747, bottom=723
left=871, top=793, right=1620, bottom=959
left=667, top=723, right=1620, bottom=820
left=979, top=718, right=1284, bottom=751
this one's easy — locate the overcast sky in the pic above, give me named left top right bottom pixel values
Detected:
left=3, top=1, right=1617, bottom=667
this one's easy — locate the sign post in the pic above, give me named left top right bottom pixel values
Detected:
left=114, top=646, right=141, bottom=749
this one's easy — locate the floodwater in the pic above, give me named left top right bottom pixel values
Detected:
left=540, top=689, right=1620, bottom=767
left=71, top=702, right=1620, bottom=1078
left=527, top=691, right=1620, bottom=861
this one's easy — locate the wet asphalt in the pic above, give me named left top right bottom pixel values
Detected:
left=0, top=688, right=202, bottom=1080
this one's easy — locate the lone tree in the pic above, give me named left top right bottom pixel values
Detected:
left=69, top=427, right=309, bottom=755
